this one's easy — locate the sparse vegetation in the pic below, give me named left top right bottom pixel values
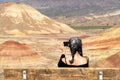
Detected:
left=71, top=26, right=112, bottom=30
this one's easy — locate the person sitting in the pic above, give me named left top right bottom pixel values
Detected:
left=58, top=37, right=89, bottom=67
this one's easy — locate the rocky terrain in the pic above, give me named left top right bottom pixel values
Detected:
left=83, top=26, right=120, bottom=50
left=0, top=2, right=119, bottom=69
left=0, top=1, right=120, bottom=80
left=0, top=2, right=75, bottom=36
left=0, top=2, right=78, bottom=68
left=83, top=26, right=120, bottom=68
left=92, top=51, right=120, bottom=68
left=54, top=12, right=120, bottom=26
left=1, top=0, right=120, bottom=26
left=0, top=41, right=50, bottom=68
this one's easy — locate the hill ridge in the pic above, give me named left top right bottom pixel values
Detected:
left=0, top=2, right=75, bottom=36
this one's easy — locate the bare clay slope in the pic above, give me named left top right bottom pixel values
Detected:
left=0, top=2, right=75, bottom=36
left=83, top=26, right=120, bottom=68
left=92, top=51, right=120, bottom=68
left=0, top=41, right=48, bottom=68
left=83, top=26, right=120, bottom=50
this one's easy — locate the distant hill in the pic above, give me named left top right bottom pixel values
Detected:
left=0, top=40, right=47, bottom=68
left=1, top=0, right=120, bottom=26
left=35, top=0, right=120, bottom=26
left=83, top=26, right=120, bottom=68
left=83, top=26, right=120, bottom=50
left=0, top=2, right=75, bottom=36
left=54, top=10, right=120, bottom=26
left=33, top=0, right=120, bottom=17
left=92, top=51, right=120, bottom=68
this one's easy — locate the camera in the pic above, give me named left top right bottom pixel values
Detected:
left=63, top=41, right=69, bottom=47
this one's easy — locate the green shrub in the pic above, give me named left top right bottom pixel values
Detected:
left=71, top=26, right=112, bottom=30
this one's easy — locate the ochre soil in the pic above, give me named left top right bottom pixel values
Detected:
left=0, top=29, right=120, bottom=68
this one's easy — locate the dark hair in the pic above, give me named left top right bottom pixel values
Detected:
left=68, top=37, right=83, bottom=64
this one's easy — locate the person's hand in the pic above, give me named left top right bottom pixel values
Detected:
left=57, top=43, right=67, bottom=54
left=61, top=47, right=67, bottom=54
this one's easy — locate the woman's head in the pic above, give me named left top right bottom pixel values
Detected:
left=68, top=37, right=83, bottom=64
left=69, top=37, right=82, bottom=54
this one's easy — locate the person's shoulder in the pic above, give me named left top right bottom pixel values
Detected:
left=83, top=56, right=89, bottom=59
left=60, top=54, right=66, bottom=59
left=61, top=54, right=65, bottom=57
left=83, top=56, right=89, bottom=63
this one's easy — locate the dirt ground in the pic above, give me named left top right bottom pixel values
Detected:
left=0, top=29, right=120, bottom=80
left=0, top=69, right=4, bottom=80
left=0, top=32, right=85, bottom=68
left=0, top=29, right=119, bottom=68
